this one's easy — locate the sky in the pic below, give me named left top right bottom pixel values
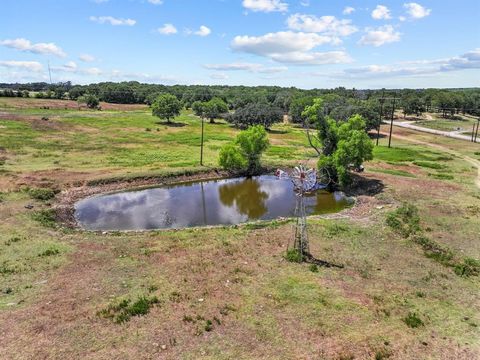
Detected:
left=0, top=0, right=479, bottom=89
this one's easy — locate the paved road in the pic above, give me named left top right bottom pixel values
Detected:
left=392, top=120, right=478, bottom=143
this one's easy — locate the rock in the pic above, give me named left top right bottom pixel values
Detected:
left=161, top=345, right=167, bottom=350
left=198, top=298, right=204, bottom=302
left=25, top=204, right=34, bottom=209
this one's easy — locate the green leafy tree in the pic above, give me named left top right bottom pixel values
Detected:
left=303, top=99, right=373, bottom=185
left=204, top=97, right=228, bottom=123
left=77, top=93, right=100, bottom=109
left=226, top=103, right=283, bottom=130
left=289, top=96, right=314, bottom=124
left=151, top=93, right=182, bottom=123
left=219, top=125, right=269, bottom=175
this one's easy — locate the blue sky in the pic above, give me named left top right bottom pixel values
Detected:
left=1, top=0, right=479, bottom=88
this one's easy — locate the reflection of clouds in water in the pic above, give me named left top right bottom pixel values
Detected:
left=75, top=175, right=350, bottom=231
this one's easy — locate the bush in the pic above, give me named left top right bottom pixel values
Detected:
left=219, top=144, right=247, bottom=172
left=31, top=209, right=57, bottom=228
left=27, top=188, right=57, bottom=201
left=403, top=312, right=424, bottom=328
left=219, top=125, right=269, bottom=176
left=285, top=249, right=303, bottom=263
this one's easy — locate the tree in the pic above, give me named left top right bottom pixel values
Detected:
left=226, top=103, right=283, bottom=130
left=204, top=97, right=228, bottom=123
left=289, top=96, right=314, bottom=124
left=151, top=93, right=182, bottom=124
left=303, top=100, right=373, bottom=186
left=77, top=93, right=100, bottom=109
left=219, top=125, right=269, bottom=176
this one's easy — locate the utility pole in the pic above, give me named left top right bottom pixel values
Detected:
left=200, top=117, right=205, bottom=165
left=474, top=119, right=480, bottom=143
left=47, top=61, right=52, bottom=84
left=376, top=89, right=385, bottom=146
left=388, top=97, right=397, bottom=148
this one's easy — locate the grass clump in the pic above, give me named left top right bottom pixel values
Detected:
left=428, top=173, right=454, bottom=180
left=5, top=236, right=22, bottom=246
left=413, top=161, right=446, bottom=169
left=31, top=209, right=57, bottom=228
left=38, top=246, right=60, bottom=257
left=285, top=249, right=303, bottom=263
left=26, top=187, right=58, bottom=201
left=403, top=312, right=424, bottom=328
left=309, top=264, right=319, bottom=273
left=98, top=295, right=160, bottom=324
left=454, top=258, right=480, bottom=277
left=386, top=203, right=420, bottom=238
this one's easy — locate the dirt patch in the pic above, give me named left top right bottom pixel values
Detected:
left=0, top=111, right=72, bottom=131
left=0, top=98, right=148, bottom=111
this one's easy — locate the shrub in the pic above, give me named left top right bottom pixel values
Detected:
left=454, top=258, right=480, bottom=277
left=309, top=264, right=319, bottom=272
left=39, top=247, right=60, bottom=257
left=285, top=249, right=303, bottom=263
left=219, top=125, right=269, bottom=176
left=403, top=312, right=424, bottom=328
left=27, top=188, right=57, bottom=201
left=31, top=209, right=57, bottom=228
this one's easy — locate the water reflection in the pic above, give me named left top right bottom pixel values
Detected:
left=218, top=178, right=268, bottom=219
left=74, top=175, right=352, bottom=231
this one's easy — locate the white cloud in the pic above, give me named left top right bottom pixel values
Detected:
left=79, top=54, right=95, bottom=62
left=300, top=0, right=310, bottom=7
left=242, top=0, right=288, bottom=13
left=0, top=38, right=66, bottom=57
left=337, top=49, right=480, bottom=79
left=194, top=25, right=211, bottom=37
left=148, top=0, right=163, bottom=4
left=358, top=25, right=401, bottom=47
left=0, top=60, right=43, bottom=72
left=232, top=31, right=335, bottom=55
left=371, top=5, right=392, bottom=20
left=84, top=67, right=102, bottom=75
left=343, top=6, right=355, bottom=15
left=231, top=31, right=352, bottom=65
left=64, top=61, right=78, bottom=70
left=157, top=23, right=178, bottom=35
left=404, top=2, right=431, bottom=19
left=269, top=51, right=351, bottom=65
left=203, top=62, right=287, bottom=73
left=286, top=14, right=357, bottom=38
left=89, top=16, right=136, bottom=26
left=210, top=73, right=229, bottom=80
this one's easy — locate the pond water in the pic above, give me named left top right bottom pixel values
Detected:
left=74, top=175, right=353, bottom=231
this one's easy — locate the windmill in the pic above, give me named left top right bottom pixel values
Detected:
left=276, top=165, right=317, bottom=260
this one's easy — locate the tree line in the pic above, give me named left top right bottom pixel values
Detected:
left=1, top=82, right=479, bottom=119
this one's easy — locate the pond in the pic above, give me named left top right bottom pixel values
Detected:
left=74, top=175, right=353, bottom=231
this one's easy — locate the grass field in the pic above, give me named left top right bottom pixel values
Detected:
left=0, top=98, right=479, bottom=359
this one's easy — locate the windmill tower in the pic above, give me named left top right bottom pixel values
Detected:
left=276, top=166, right=317, bottom=259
